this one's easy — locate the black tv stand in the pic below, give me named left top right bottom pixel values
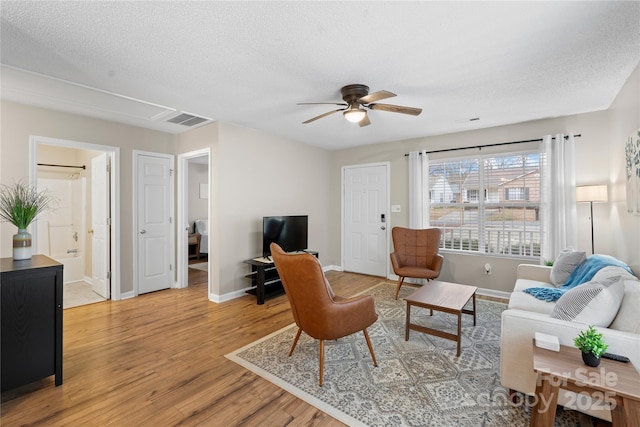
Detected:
left=244, top=251, right=318, bottom=305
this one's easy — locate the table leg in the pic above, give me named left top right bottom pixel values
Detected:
left=456, top=311, right=462, bottom=356
left=611, top=395, right=639, bottom=427
left=405, top=301, right=411, bottom=341
left=256, top=266, right=265, bottom=305
left=530, top=373, right=559, bottom=427
left=472, top=292, right=476, bottom=326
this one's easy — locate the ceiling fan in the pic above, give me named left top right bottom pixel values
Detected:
left=298, top=84, right=422, bottom=127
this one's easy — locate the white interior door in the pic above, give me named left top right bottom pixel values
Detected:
left=137, top=153, right=172, bottom=294
left=91, top=153, right=110, bottom=299
left=343, top=164, right=389, bottom=276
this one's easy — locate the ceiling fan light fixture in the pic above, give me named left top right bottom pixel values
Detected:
left=343, top=107, right=366, bottom=123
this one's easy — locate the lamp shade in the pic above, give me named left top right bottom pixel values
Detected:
left=576, top=185, right=608, bottom=203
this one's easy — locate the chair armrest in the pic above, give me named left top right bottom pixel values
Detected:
left=432, top=254, right=444, bottom=275
left=324, top=295, right=378, bottom=338
left=390, top=252, right=400, bottom=272
left=516, top=264, right=552, bottom=282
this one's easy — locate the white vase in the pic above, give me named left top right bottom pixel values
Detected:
left=13, top=228, right=32, bottom=260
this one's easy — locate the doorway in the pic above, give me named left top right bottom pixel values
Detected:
left=30, top=136, right=120, bottom=306
left=177, top=149, right=211, bottom=292
left=342, top=162, right=390, bottom=277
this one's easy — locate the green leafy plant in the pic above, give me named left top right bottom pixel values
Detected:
left=574, top=325, right=608, bottom=358
left=0, top=179, right=54, bottom=229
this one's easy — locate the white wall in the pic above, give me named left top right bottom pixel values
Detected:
left=330, top=64, right=640, bottom=293
left=188, top=162, right=208, bottom=227
left=175, top=122, right=332, bottom=299
left=0, top=101, right=175, bottom=295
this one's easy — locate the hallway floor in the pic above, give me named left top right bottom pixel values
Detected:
left=63, top=280, right=106, bottom=309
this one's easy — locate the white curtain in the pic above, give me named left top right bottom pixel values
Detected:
left=539, top=134, right=577, bottom=263
left=408, top=150, right=428, bottom=228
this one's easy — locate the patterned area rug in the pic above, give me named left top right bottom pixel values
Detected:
left=226, top=282, right=584, bottom=426
left=188, top=262, right=208, bottom=271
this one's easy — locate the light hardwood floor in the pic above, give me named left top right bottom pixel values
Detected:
left=1, top=270, right=384, bottom=426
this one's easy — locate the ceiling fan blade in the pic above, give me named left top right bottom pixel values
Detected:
left=369, top=103, right=422, bottom=116
left=302, top=108, right=346, bottom=124
left=358, top=113, right=371, bottom=127
left=297, top=102, right=347, bottom=106
left=358, top=90, right=396, bottom=104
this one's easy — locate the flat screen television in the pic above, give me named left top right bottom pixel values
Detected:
left=263, top=215, right=308, bottom=257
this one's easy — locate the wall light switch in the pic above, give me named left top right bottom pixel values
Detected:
left=391, top=205, right=401, bottom=213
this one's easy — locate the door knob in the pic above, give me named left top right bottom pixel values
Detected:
left=88, top=229, right=94, bottom=234
left=139, top=229, right=146, bottom=234
left=381, top=226, right=386, bottom=230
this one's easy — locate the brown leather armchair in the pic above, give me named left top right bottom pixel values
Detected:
left=390, top=227, right=443, bottom=300
left=270, top=243, right=378, bottom=386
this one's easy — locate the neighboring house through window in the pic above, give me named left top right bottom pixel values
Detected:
left=426, top=152, right=541, bottom=257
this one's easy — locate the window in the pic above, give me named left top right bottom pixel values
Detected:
left=427, top=152, right=541, bottom=257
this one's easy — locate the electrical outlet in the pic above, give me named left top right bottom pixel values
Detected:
left=484, top=263, right=492, bottom=275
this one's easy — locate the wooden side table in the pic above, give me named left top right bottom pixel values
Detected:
left=188, top=233, right=201, bottom=260
left=531, top=343, right=640, bottom=427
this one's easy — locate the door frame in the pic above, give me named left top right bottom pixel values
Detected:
left=341, top=162, right=391, bottom=278
left=176, top=148, right=211, bottom=290
left=132, top=150, right=175, bottom=296
left=29, top=135, right=121, bottom=300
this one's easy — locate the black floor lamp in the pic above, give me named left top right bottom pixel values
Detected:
left=576, top=185, right=608, bottom=254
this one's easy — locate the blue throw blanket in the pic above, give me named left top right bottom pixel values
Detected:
left=523, top=255, right=633, bottom=301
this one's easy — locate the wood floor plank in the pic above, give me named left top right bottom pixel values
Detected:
left=1, top=270, right=382, bottom=426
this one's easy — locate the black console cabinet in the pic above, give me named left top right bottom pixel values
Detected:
left=1, top=255, right=63, bottom=391
left=244, top=251, right=318, bottom=305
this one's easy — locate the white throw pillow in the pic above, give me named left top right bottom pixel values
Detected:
left=592, top=266, right=637, bottom=282
left=609, top=279, right=640, bottom=333
left=549, top=278, right=625, bottom=327
left=550, top=248, right=586, bottom=286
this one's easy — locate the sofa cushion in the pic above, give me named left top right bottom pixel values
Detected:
left=550, top=248, right=586, bottom=286
left=609, top=279, right=640, bottom=333
left=509, top=279, right=556, bottom=315
left=549, top=278, right=625, bottom=327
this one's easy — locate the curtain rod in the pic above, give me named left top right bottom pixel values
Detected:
left=37, top=163, right=86, bottom=170
left=404, top=134, right=581, bottom=156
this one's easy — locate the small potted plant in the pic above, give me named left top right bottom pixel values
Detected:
left=0, top=179, right=54, bottom=260
left=574, top=325, right=608, bottom=367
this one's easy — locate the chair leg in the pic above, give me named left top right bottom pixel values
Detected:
left=289, top=327, right=302, bottom=357
left=363, top=328, right=377, bottom=367
left=395, top=276, right=405, bottom=300
left=318, top=339, right=324, bottom=387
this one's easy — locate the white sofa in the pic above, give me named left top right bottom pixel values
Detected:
left=500, top=263, right=640, bottom=421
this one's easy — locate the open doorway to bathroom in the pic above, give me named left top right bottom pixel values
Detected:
left=31, top=136, right=120, bottom=308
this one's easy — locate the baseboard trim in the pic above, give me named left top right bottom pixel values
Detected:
left=120, top=290, right=135, bottom=300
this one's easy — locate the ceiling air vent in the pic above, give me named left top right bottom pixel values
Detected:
left=165, top=112, right=210, bottom=127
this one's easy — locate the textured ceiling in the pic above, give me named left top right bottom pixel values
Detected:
left=1, top=1, right=639, bottom=150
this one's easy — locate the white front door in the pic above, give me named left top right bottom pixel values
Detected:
left=91, top=153, right=110, bottom=299
left=343, top=163, right=389, bottom=277
left=136, top=153, right=173, bottom=294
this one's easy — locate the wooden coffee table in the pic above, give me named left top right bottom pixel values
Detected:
left=404, top=280, right=477, bottom=356
left=531, top=343, right=640, bottom=427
